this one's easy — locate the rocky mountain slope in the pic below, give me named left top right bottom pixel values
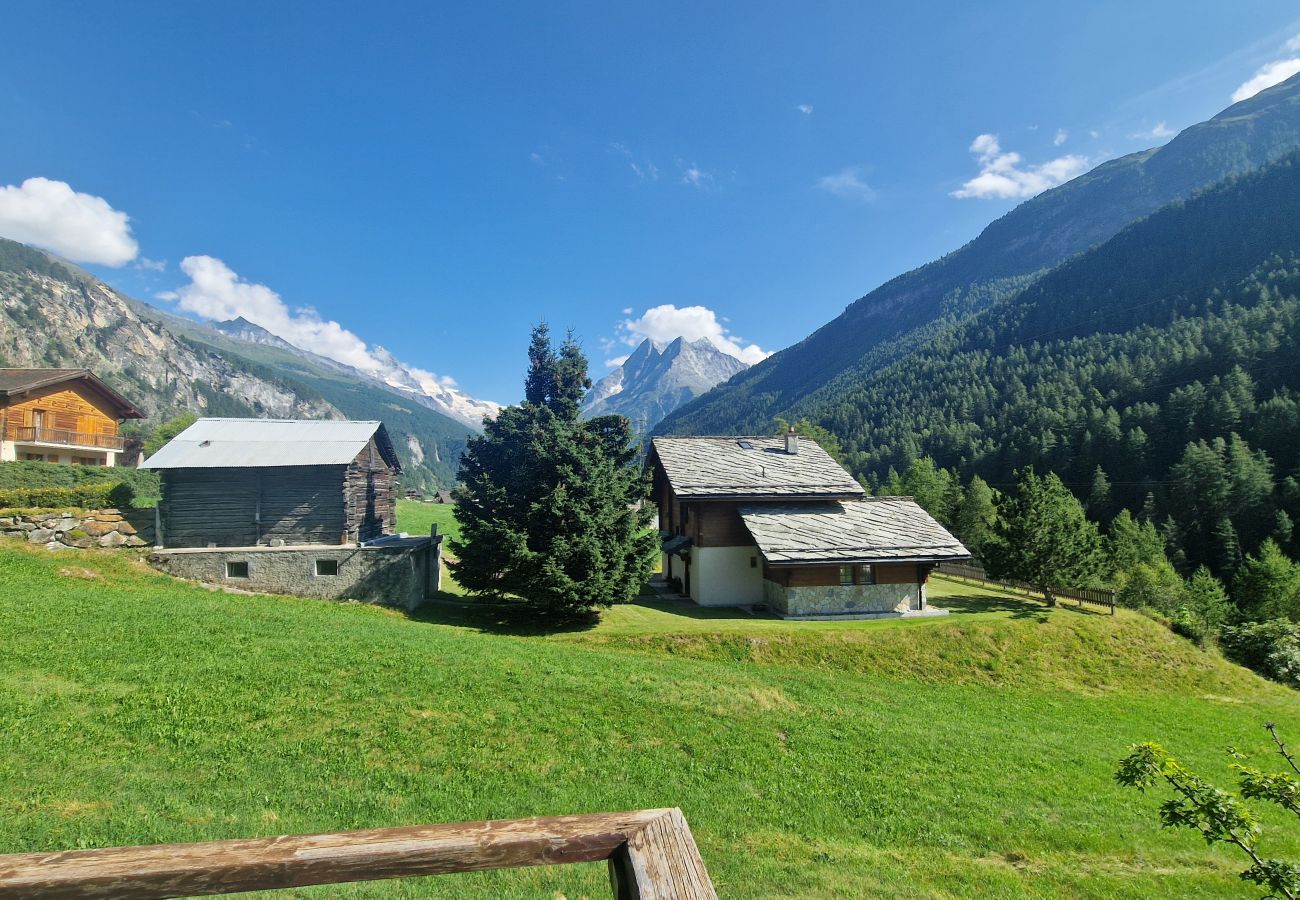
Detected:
left=581, top=337, right=748, bottom=431
left=0, top=239, right=471, bottom=489
left=656, top=71, right=1300, bottom=437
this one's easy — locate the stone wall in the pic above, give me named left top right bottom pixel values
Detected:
left=0, top=507, right=154, bottom=550
left=763, top=579, right=922, bottom=618
left=147, top=536, right=441, bottom=612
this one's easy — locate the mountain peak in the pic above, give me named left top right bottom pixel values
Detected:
left=582, top=333, right=749, bottom=430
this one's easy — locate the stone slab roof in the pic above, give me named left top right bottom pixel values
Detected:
left=140, top=418, right=400, bottom=471
left=650, top=436, right=864, bottom=499
left=738, top=498, right=970, bottom=565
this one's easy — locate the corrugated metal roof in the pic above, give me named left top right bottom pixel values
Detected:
left=650, top=436, right=864, bottom=499
left=140, top=418, right=400, bottom=470
left=738, top=498, right=970, bottom=565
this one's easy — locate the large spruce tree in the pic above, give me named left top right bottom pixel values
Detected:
left=984, top=469, right=1102, bottom=607
left=450, top=325, right=656, bottom=614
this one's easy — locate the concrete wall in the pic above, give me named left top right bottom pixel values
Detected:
left=762, top=580, right=923, bottom=618
left=689, top=545, right=764, bottom=606
left=149, top=537, right=441, bottom=611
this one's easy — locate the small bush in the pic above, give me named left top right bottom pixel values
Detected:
left=0, top=461, right=157, bottom=508
left=1219, top=619, right=1300, bottom=689
left=0, top=481, right=134, bottom=510
left=1170, top=606, right=1208, bottom=644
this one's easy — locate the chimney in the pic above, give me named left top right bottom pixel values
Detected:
left=785, top=425, right=799, bottom=455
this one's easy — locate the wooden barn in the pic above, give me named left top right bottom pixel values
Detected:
left=141, top=418, right=401, bottom=548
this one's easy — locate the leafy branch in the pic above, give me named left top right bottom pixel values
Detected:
left=1117, top=731, right=1300, bottom=900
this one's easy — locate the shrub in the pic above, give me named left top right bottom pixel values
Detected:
left=0, top=481, right=134, bottom=510
left=0, top=460, right=157, bottom=508
left=1219, top=619, right=1300, bottom=689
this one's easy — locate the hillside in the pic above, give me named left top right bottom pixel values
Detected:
left=656, top=72, right=1300, bottom=437
left=3, top=539, right=1299, bottom=897
left=582, top=336, right=748, bottom=431
left=758, top=150, right=1300, bottom=577
left=0, top=239, right=471, bottom=490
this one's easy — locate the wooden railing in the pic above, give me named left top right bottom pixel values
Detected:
left=14, top=426, right=124, bottom=451
left=936, top=562, right=1116, bottom=614
left=0, top=808, right=717, bottom=899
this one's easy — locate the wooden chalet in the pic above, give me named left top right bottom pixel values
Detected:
left=648, top=430, right=970, bottom=618
left=0, top=368, right=144, bottom=467
left=141, top=418, right=401, bottom=548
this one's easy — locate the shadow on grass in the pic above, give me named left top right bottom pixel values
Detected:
left=934, top=590, right=1111, bottom=621
left=406, top=592, right=601, bottom=636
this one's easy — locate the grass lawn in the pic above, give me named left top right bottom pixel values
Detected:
left=2, top=539, right=1300, bottom=897
left=395, top=499, right=460, bottom=544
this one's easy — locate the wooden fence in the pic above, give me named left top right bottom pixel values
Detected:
left=0, top=808, right=716, bottom=899
left=935, top=562, right=1116, bottom=614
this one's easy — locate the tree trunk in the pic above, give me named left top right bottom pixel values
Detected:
left=1042, top=587, right=1057, bottom=608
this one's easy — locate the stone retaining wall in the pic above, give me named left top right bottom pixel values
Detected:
left=0, top=508, right=155, bottom=550
left=763, top=579, right=922, bottom=618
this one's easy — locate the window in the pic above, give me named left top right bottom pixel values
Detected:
left=859, top=565, right=875, bottom=585
left=839, top=565, right=854, bottom=586
left=225, top=561, right=250, bottom=579
left=750, top=556, right=758, bottom=568
left=315, top=559, right=339, bottom=577
left=23, top=453, right=45, bottom=462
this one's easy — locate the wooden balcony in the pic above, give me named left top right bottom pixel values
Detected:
left=0, top=808, right=717, bottom=898
left=13, top=426, right=124, bottom=451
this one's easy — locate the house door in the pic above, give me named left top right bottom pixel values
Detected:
left=684, top=558, right=691, bottom=596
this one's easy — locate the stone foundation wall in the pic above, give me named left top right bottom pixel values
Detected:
left=0, top=508, right=154, bottom=550
left=147, top=538, right=440, bottom=611
left=762, top=580, right=921, bottom=617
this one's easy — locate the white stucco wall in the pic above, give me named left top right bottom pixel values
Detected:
left=689, top=545, right=764, bottom=607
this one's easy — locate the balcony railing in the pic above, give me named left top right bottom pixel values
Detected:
left=13, top=426, right=124, bottom=451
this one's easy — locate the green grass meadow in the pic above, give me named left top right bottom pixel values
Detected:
left=2, top=536, right=1300, bottom=897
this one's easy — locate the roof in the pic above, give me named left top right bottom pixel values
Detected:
left=140, top=418, right=401, bottom=471
left=0, top=368, right=144, bottom=418
left=650, top=436, right=864, bottom=500
left=738, top=497, right=970, bottom=566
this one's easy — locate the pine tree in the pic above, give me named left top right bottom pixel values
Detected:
left=1234, top=539, right=1300, bottom=622
left=984, top=469, right=1102, bottom=607
left=451, top=325, right=656, bottom=615
left=1088, top=465, right=1113, bottom=521
left=952, top=475, right=997, bottom=560
left=1107, top=509, right=1168, bottom=579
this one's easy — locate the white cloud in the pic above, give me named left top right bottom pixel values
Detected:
left=1089, top=129, right=1101, bottom=139
left=1130, top=121, right=1176, bottom=141
left=1053, top=129, right=1068, bottom=146
left=605, top=354, right=630, bottom=368
left=817, top=166, right=876, bottom=203
left=615, top=304, right=768, bottom=365
left=135, top=257, right=166, bottom=272
left=951, top=134, right=1089, bottom=200
left=1288, top=33, right=1300, bottom=52
left=0, top=177, right=138, bottom=266
left=679, top=163, right=713, bottom=188
left=797, top=104, right=813, bottom=115
left=1232, top=56, right=1300, bottom=102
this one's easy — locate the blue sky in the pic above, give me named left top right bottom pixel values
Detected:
left=3, top=2, right=1300, bottom=405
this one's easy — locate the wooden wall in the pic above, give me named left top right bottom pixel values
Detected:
left=762, top=562, right=924, bottom=587
left=344, top=438, right=397, bottom=543
left=0, top=383, right=120, bottom=441
left=689, top=502, right=752, bottom=548
left=160, top=466, right=348, bottom=548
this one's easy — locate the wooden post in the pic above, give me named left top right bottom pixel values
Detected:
left=0, top=809, right=716, bottom=899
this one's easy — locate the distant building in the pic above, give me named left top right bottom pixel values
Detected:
left=0, top=368, right=144, bottom=467
left=435, top=490, right=454, bottom=504
left=648, top=430, right=970, bottom=618
left=141, top=418, right=440, bottom=610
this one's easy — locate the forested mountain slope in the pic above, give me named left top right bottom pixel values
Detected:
left=801, top=152, right=1300, bottom=575
left=0, top=239, right=470, bottom=489
left=656, top=72, right=1300, bottom=437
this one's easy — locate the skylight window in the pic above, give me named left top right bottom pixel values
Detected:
left=737, top=440, right=754, bottom=450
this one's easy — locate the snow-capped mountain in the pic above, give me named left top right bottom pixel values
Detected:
left=582, top=336, right=749, bottom=431
left=212, top=319, right=500, bottom=429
